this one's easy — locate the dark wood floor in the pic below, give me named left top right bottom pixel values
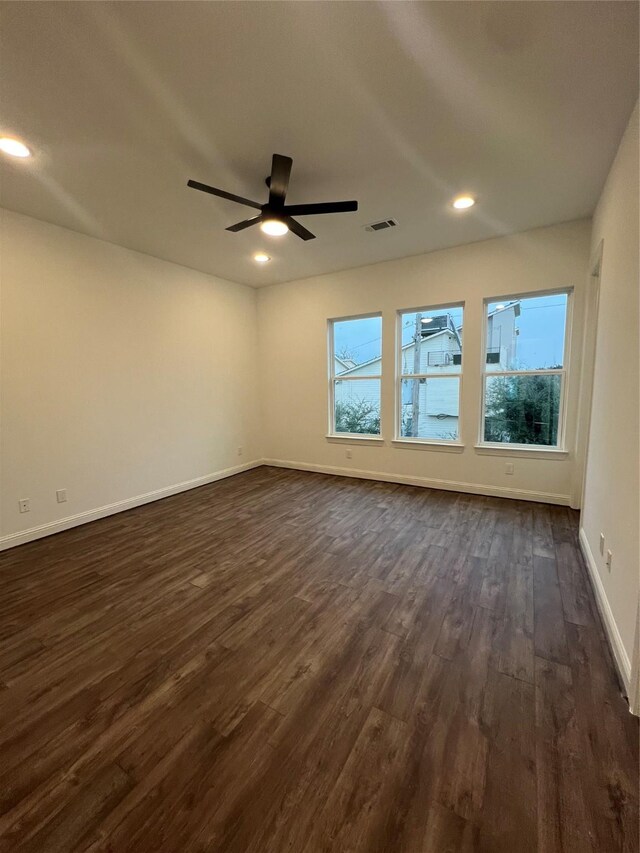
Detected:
left=0, top=467, right=637, bottom=852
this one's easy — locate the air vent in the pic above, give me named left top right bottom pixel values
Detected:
left=364, top=218, right=398, bottom=232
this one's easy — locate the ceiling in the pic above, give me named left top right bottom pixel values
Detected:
left=1, top=2, right=638, bottom=287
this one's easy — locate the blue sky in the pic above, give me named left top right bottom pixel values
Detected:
left=334, top=295, right=567, bottom=369
left=488, top=294, right=567, bottom=369
left=334, top=316, right=382, bottom=364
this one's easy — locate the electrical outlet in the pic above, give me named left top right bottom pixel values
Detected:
left=599, top=533, right=605, bottom=555
left=237, top=447, right=243, bottom=456
left=56, top=489, right=67, bottom=503
left=606, top=550, right=613, bottom=571
left=19, top=498, right=30, bottom=513
left=504, top=463, right=514, bottom=475
left=346, top=449, right=353, bottom=459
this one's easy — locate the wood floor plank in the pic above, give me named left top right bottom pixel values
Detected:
left=301, top=706, right=409, bottom=853
left=476, top=668, right=537, bottom=852
left=477, top=532, right=512, bottom=613
left=555, top=539, right=596, bottom=627
left=535, top=655, right=599, bottom=852
left=433, top=607, right=499, bottom=820
left=20, top=763, right=133, bottom=853
left=497, top=558, right=535, bottom=683
left=565, top=622, right=639, bottom=852
left=85, top=701, right=283, bottom=853
left=433, top=555, right=485, bottom=660
left=377, top=577, right=453, bottom=722
left=419, top=803, right=474, bottom=853
left=533, top=554, right=570, bottom=664
left=0, top=466, right=636, bottom=852
left=533, top=504, right=556, bottom=558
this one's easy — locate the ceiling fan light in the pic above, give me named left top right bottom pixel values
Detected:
left=452, top=195, right=475, bottom=210
left=260, top=218, right=289, bottom=237
left=0, top=137, right=31, bottom=158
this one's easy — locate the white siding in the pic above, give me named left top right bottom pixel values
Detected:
left=336, top=332, right=463, bottom=440
left=401, top=330, right=460, bottom=374
left=334, top=355, right=381, bottom=412
left=400, top=331, right=461, bottom=439
left=334, top=378, right=380, bottom=406
left=486, top=306, right=518, bottom=369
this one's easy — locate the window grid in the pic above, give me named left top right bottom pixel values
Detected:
left=328, top=314, right=382, bottom=438
left=395, top=304, right=464, bottom=444
left=479, top=290, right=572, bottom=449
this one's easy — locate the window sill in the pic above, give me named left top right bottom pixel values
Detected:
left=326, top=434, right=384, bottom=445
left=391, top=439, right=465, bottom=453
left=474, top=444, right=569, bottom=460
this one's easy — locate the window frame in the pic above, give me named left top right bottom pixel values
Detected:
left=394, top=301, right=465, bottom=446
left=478, top=288, right=573, bottom=452
left=327, top=312, right=383, bottom=439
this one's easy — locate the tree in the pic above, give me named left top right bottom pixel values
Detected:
left=336, top=345, right=355, bottom=363
left=335, top=399, right=380, bottom=435
left=484, top=373, right=560, bottom=445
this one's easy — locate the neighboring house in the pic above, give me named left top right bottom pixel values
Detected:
left=334, top=355, right=356, bottom=375
left=486, top=301, right=520, bottom=369
left=399, top=319, right=462, bottom=439
left=334, top=354, right=381, bottom=422
left=334, top=303, right=519, bottom=439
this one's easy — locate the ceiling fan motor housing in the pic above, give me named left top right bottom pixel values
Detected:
left=188, top=154, right=358, bottom=242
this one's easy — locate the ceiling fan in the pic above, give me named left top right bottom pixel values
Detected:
left=187, top=153, right=358, bottom=241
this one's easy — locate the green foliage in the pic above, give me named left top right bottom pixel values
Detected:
left=484, top=373, right=560, bottom=445
left=335, top=398, right=380, bottom=435
left=401, top=411, right=414, bottom=437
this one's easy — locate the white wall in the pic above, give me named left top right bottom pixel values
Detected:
left=580, top=102, right=639, bottom=694
left=258, top=219, right=591, bottom=504
left=0, top=212, right=595, bottom=548
left=0, top=209, right=261, bottom=547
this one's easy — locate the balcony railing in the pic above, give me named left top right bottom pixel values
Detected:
left=420, top=348, right=502, bottom=367
left=426, top=351, right=461, bottom=367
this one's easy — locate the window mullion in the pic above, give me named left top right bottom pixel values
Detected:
left=329, top=313, right=383, bottom=438
left=396, top=304, right=464, bottom=442
left=481, top=292, right=571, bottom=448
left=402, top=372, right=461, bottom=380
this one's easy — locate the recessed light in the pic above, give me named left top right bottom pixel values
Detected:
left=260, top=218, right=289, bottom=237
left=452, top=195, right=475, bottom=210
left=421, top=317, right=434, bottom=324
left=0, top=137, right=31, bottom=158
left=254, top=252, right=271, bottom=263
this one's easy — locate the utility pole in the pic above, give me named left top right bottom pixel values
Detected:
left=411, top=313, right=422, bottom=436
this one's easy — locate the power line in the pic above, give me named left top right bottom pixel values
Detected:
left=519, top=302, right=566, bottom=311
left=335, top=335, right=382, bottom=352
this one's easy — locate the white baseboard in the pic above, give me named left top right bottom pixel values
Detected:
left=262, top=458, right=571, bottom=505
left=578, top=527, right=632, bottom=696
left=0, top=460, right=262, bottom=552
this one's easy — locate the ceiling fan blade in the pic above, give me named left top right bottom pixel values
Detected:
left=284, top=216, right=315, bottom=241
left=283, top=200, right=358, bottom=216
left=187, top=180, right=262, bottom=210
left=268, top=154, right=293, bottom=207
left=226, top=215, right=262, bottom=233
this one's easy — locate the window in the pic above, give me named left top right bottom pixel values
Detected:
left=481, top=291, right=571, bottom=447
left=397, top=304, right=464, bottom=442
left=329, top=314, right=382, bottom=436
